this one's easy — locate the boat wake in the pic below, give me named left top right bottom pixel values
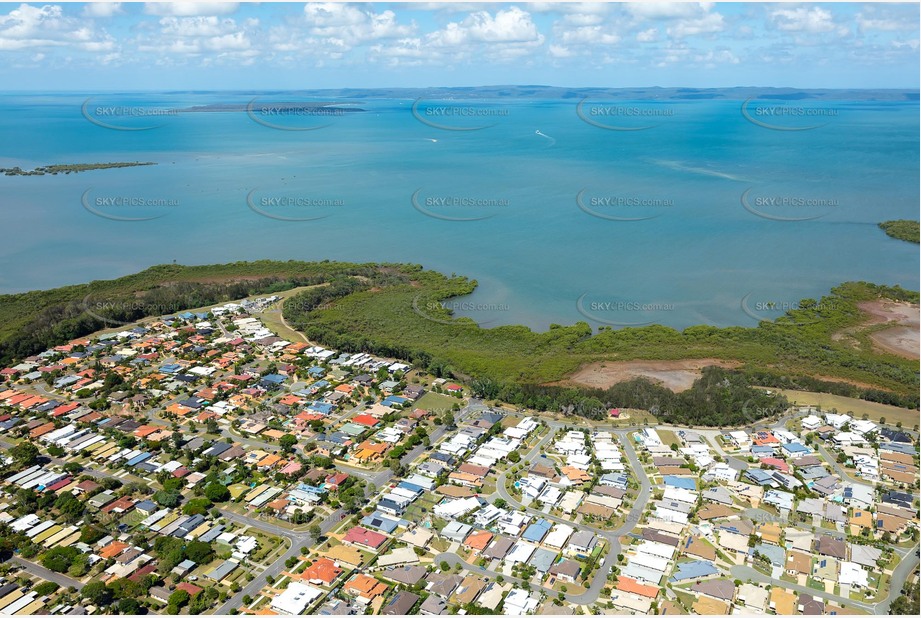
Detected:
left=535, top=129, right=556, bottom=147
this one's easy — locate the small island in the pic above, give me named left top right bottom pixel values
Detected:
left=0, top=161, right=156, bottom=176
left=879, top=219, right=920, bottom=244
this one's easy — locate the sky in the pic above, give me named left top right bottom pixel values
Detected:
left=0, top=2, right=918, bottom=90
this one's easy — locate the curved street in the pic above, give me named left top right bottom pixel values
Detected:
left=491, top=422, right=651, bottom=605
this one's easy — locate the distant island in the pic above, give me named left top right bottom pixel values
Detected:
left=879, top=220, right=920, bottom=244
left=0, top=162, right=156, bottom=176
left=159, top=86, right=919, bottom=101
left=181, top=103, right=364, bottom=113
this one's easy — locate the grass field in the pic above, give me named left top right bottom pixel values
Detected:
left=413, top=392, right=459, bottom=413
left=657, top=429, right=681, bottom=447
left=775, top=389, right=920, bottom=427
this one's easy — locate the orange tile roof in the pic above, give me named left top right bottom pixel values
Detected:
left=356, top=440, right=388, bottom=454
left=99, top=541, right=129, bottom=559
left=134, top=425, right=160, bottom=438
left=29, top=422, right=56, bottom=438
left=617, top=577, right=659, bottom=599
left=257, top=454, right=282, bottom=468
left=346, top=574, right=388, bottom=598
left=303, top=557, right=343, bottom=584
left=351, top=414, right=378, bottom=427
left=463, top=530, right=493, bottom=551
left=166, top=403, right=194, bottom=416
left=561, top=466, right=592, bottom=483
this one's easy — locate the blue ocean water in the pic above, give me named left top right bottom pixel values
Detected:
left=0, top=92, right=917, bottom=331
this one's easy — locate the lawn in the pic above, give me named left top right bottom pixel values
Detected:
left=413, top=392, right=460, bottom=413
left=807, top=578, right=826, bottom=591
left=656, top=429, right=681, bottom=448
left=774, top=389, right=919, bottom=427
left=673, top=589, right=696, bottom=610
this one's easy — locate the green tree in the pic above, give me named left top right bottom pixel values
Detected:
left=184, top=540, right=214, bottom=564
left=153, top=490, right=182, bottom=507
left=82, top=581, right=113, bottom=606
left=34, top=581, right=59, bottom=596
left=279, top=434, right=298, bottom=452
left=204, top=483, right=230, bottom=502
left=42, top=546, right=79, bottom=572
left=10, top=442, right=39, bottom=467
left=118, top=598, right=141, bottom=614
left=167, top=589, right=190, bottom=614
left=67, top=553, right=91, bottom=577
left=183, top=497, right=212, bottom=515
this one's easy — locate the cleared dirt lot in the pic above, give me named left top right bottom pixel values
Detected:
left=562, top=358, right=741, bottom=392
left=857, top=300, right=920, bottom=359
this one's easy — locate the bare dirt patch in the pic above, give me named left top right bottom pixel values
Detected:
left=856, top=300, right=920, bottom=359
left=562, top=358, right=741, bottom=392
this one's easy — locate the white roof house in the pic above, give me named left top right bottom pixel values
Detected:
left=542, top=524, right=574, bottom=549
left=271, top=582, right=322, bottom=615
left=839, top=561, right=869, bottom=588
left=502, top=589, right=539, bottom=615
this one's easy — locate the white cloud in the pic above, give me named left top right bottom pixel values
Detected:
left=857, top=7, right=919, bottom=33
left=625, top=2, right=713, bottom=20
left=83, top=3, right=124, bottom=18
left=134, top=14, right=253, bottom=60
left=636, top=28, right=658, bottom=42
left=0, top=3, right=116, bottom=51
left=302, top=3, right=414, bottom=46
left=547, top=43, right=574, bottom=57
left=528, top=2, right=610, bottom=16
left=144, top=3, right=239, bottom=17
left=555, top=25, right=619, bottom=46
left=667, top=12, right=724, bottom=38
left=769, top=7, right=837, bottom=33
left=428, top=7, right=543, bottom=45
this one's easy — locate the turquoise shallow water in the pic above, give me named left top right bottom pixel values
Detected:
left=0, top=92, right=917, bottom=330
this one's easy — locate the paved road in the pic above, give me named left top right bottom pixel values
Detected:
left=432, top=552, right=527, bottom=588
left=492, top=423, right=651, bottom=606
left=11, top=556, right=85, bottom=590
left=730, top=565, right=876, bottom=611
left=877, top=541, right=920, bottom=614
left=214, top=505, right=347, bottom=613
left=814, top=440, right=873, bottom=488
left=214, top=509, right=307, bottom=614
left=567, top=430, right=650, bottom=605
left=9, top=380, right=916, bottom=615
